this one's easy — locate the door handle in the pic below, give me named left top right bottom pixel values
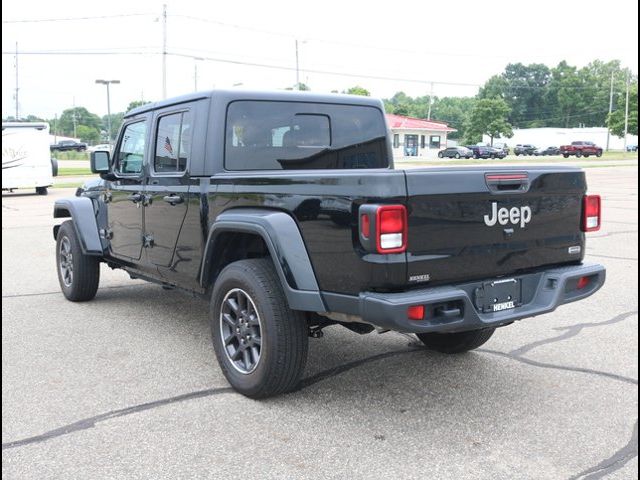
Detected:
left=163, top=195, right=184, bottom=205
left=127, top=193, right=143, bottom=203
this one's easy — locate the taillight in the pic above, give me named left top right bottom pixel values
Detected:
left=407, top=305, right=425, bottom=321
left=582, top=195, right=601, bottom=232
left=359, top=204, right=408, bottom=254
left=376, top=205, right=407, bottom=253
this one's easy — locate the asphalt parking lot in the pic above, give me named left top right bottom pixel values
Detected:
left=2, top=167, right=638, bottom=480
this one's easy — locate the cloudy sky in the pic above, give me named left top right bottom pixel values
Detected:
left=2, top=0, right=638, bottom=119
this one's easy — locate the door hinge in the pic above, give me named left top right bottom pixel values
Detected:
left=143, top=234, right=154, bottom=248
left=100, top=228, right=114, bottom=240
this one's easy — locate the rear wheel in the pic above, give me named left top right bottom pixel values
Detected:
left=56, top=220, right=100, bottom=301
left=210, top=259, right=308, bottom=398
left=438, top=152, right=444, bottom=158
left=563, top=153, right=570, bottom=158
left=455, top=153, right=461, bottom=159
left=416, top=328, right=496, bottom=354
left=36, top=186, right=48, bottom=195
left=596, top=150, right=603, bottom=157
left=575, top=151, right=582, bottom=158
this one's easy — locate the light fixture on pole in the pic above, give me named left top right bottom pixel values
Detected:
left=95, top=79, right=120, bottom=145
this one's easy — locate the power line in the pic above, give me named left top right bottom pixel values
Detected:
left=2, top=13, right=153, bottom=23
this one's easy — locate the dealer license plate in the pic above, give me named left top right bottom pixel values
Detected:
left=475, top=278, right=522, bottom=313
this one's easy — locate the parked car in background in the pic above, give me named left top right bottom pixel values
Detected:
left=492, top=142, right=510, bottom=156
left=626, top=144, right=638, bottom=152
left=438, top=146, right=473, bottom=159
left=514, top=144, right=537, bottom=156
left=87, top=143, right=112, bottom=153
left=534, top=146, right=561, bottom=156
left=559, top=141, right=603, bottom=158
left=465, top=145, right=492, bottom=159
left=487, top=146, right=507, bottom=159
left=50, top=140, right=88, bottom=152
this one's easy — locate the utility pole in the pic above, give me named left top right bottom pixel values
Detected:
left=606, top=71, right=614, bottom=151
left=295, top=39, right=300, bottom=90
left=162, top=4, right=167, bottom=99
left=623, top=74, right=630, bottom=153
left=427, top=82, right=434, bottom=120
left=54, top=113, right=58, bottom=144
left=72, top=96, right=77, bottom=138
left=14, top=42, right=19, bottom=120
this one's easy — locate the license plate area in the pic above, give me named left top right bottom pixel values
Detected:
left=474, top=278, right=522, bottom=313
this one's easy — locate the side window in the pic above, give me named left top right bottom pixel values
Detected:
left=117, top=121, right=147, bottom=175
left=154, top=111, right=191, bottom=173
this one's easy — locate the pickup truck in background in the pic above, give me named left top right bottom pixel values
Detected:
left=50, top=139, right=88, bottom=152
left=52, top=90, right=606, bottom=398
left=560, top=141, right=603, bottom=158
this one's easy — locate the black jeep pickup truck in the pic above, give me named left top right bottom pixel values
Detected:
left=53, top=90, right=605, bottom=398
left=50, top=139, right=88, bottom=152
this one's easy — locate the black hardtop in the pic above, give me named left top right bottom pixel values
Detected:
left=124, top=89, right=385, bottom=119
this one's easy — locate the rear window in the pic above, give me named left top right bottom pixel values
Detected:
left=225, top=101, right=389, bottom=170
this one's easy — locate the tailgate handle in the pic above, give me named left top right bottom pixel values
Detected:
left=485, top=173, right=529, bottom=193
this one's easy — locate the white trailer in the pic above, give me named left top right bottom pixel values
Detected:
left=2, top=122, right=57, bottom=195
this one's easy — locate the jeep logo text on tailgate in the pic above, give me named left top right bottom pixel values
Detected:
left=484, top=202, right=532, bottom=228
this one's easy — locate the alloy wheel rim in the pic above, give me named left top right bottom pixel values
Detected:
left=59, top=236, right=73, bottom=287
left=219, top=288, right=263, bottom=374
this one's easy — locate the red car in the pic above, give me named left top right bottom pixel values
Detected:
left=559, top=141, right=603, bottom=158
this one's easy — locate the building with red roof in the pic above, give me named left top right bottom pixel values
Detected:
left=385, top=114, right=456, bottom=159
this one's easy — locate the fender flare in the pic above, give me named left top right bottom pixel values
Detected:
left=200, top=208, right=326, bottom=312
left=53, top=198, right=104, bottom=255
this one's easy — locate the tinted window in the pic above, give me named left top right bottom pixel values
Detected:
left=154, top=111, right=192, bottom=173
left=117, top=121, right=147, bottom=175
left=225, top=101, right=389, bottom=170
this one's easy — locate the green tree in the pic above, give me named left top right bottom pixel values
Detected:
left=343, top=85, right=370, bottom=96
left=126, top=100, right=151, bottom=112
left=58, top=107, right=101, bottom=137
left=102, top=112, right=124, bottom=141
left=430, top=97, right=476, bottom=139
left=607, top=82, right=638, bottom=137
left=76, top=125, right=101, bottom=144
left=464, top=98, right=513, bottom=144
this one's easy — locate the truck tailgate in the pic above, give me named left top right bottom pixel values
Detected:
left=404, top=167, right=586, bottom=286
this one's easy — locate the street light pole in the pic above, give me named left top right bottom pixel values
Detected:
left=606, top=70, right=614, bottom=152
left=95, top=79, right=120, bottom=145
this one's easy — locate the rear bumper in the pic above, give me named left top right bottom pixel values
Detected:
left=322, top=263, right=606, bottom=334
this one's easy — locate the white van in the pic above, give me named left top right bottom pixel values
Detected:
left=2, top=122, right=57, bottom=195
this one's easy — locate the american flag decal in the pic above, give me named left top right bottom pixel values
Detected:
left=164, top=136, right=173, bottom=155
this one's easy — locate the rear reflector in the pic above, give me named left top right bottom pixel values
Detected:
left=582, top=195, right=601, bottom=232
left=407, top=305, right=425, bottom=321
left=360, top=214, right=370, bottom=239
left=577, top=276, right=590, bottom=290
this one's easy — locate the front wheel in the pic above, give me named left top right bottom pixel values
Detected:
left=575, top=151, right=582, bottom=158
left=438, top=152, right=444, bottom=158
left=210, top=259, right=308, bottom=398
left=416, top=328, right=496, bottom=354
left=596, top=150, right=603, bottom=157
left=455, top=153, right=461, bottom=159
left=56, top=220, right=100, bottom=301
left=563, top=153, right=570, bottom=158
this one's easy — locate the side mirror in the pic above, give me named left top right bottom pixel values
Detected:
left=90, top=151, right=111, bottom=174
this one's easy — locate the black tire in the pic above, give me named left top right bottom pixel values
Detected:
left=56, top=220, right=100, bottom=301
left=455, top=153, right=460, bottom=159
left=36, top=186, right=48, bottom=195
left=575, top=151, right=582, bottom=158
left=51, top=158, right=59, bottom=177
left=438, top=152, right=444, bottom=158
left=416, top=328, right=496, bottom=354
left=563, top=153, right=570, bottom=158
left=210, top=259, right=308, bottom=398
left=596, top=150, right=602, bottom=157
